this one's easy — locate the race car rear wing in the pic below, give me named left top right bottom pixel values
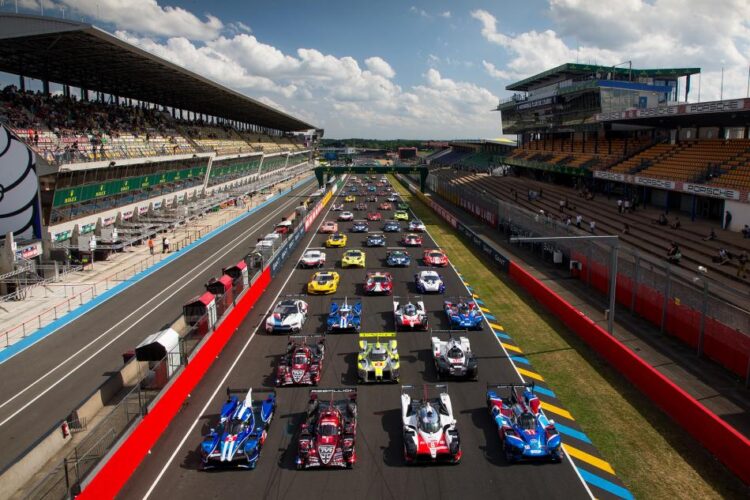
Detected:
left=288, top=334, right=325, bottom=346
left=386, top=246, right=407, bottom=250
left=226, top=387, right=277, bottom=398
left=309, top=388, right=357, bottom=403
left=359, top=332, right=396, bottom=339
left=401, top=384, right=448, bottom=397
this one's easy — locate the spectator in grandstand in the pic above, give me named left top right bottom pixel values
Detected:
left=724, top=210, right=732, bottom=230
left=738, top=251, right=748, bottom=279
left=653, top=213, right=668, bottom=226
left=559, top=199, right=565, bottom=212
left=565, top=216, right=572, bottom=226
left=162, top=237, right=170, bottom=254
left=702, top=229, right=717, bottom=241
left=670, top=217, right=681, bottom=230
left=666, top=242, right=681, bottom=266
left=622, top=223, right=630, bottom=235
left=715, top=248, right=731, bottom=265
left=576, top=214, right=582, bottom=229
left=617, top=199, right=623, bottom=213
left=743, top=225, right=750, bottom=239
left=624, top=199, right=631, bottom=213
left=589, top=220, right=596, bottom=233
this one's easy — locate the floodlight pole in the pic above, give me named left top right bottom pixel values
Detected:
left=510, top=235, right=619, bottom=333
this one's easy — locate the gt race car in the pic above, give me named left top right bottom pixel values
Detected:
left=325, top=233, right=347, bottom=248
left=344, top=195, right=356, bottom=203
left=319, top=221, right=338, bottom=234
left=379, top=202, right=393, bottom=211
left=276, top=336, right=325, bottom=386
left=486, top=383, right=562, bottom=463
left=408, top=220, right=426, bottom=232
left=366, top=212, right=382, bottom=221
left=397, top=202, right=409, bottom=210
left=297, top=389, right=358, bottom=469
left=366, top=233, right=386, bottom=247
left=423, top=249, right=448, bottom=267
left=351, top=221, right=369, bottom=233
left=394, top=297, right=429, bottom=330
left=414, top=270, right=445, bottom=294
left=300, top=250, right=326, bottom=268
left=394, top=210, right=409, bottom=221
left=307, top=271, right=340, bottom=294
left=358, top=333, right=399, bottom=383
left=341, top=249, right=366, bottom=268
left=443, top=299, right=483, bottom=330
left=365, top=271, right=393, bottom=295
left=355, top=202, right=368, bottom=211
left=332, top=203, right=344, bottom=211
left=431, top=334, right=478, bottom=379
left=401, top=233, right=423, bottom=247
left=386, top=249, right=411, bottom=267
left=265, top=298, right=308, bottom=333
left=383, top=220, right=401, bottom=232
left=337, top=211, right=354, bottom=222
left=327, top=297, right=362, bottom=333
left=401, top=385, right=461, bottom=464
left=200, top=388, right=276, bottom=469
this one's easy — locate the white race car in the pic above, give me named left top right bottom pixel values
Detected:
left=431, top=335, right=478, bottom=379
left=401, top=385, right=461, bottom=464
left=332, top=203, right=344, bottom=211
left=414, top=271, right=445, bottom=294
left=393, top=298, right=428, bottom=330
left=300, top=250, right=326, bottom=268
left=265, top=299, right=308, bottom=333
left=409, top=220, right=426, bottom=232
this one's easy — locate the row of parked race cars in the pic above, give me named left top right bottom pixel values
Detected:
left=199, top=176, right=563, bottom=472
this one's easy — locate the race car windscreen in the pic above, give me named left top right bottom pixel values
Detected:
left=418, top=406, right=441, bottom=433
left=228, top=419, right=247, bottom=435
left=319, top=422, right=339, bottom=436
left=370, top=351, right=388, bottom=362
left=372, top=276, right=388, bottom=283
left=294, top=353, right=308, bottom=364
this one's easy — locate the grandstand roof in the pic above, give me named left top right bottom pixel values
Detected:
left=0, top=13, right=314, bottom=131
left=506, top=63, right=700, bottom=92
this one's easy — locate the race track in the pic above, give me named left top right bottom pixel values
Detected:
left=119, top=176, right=593, bottom=500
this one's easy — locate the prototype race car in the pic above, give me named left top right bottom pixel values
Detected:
left=400, top=233, right=423, bottom=247
left=379, top=202, right=393, bottom=211
left=386, top=195, right=398, bottom=202
left=367, top=185, right=377, bottom=192
left=366, top=195, right=377, bottom=203
left=265, top=298, right=308, bottom=333
left=386, top=249, right=411, bottom=267
left=383, top=220, right=401, bottom=233
left=341, top=249, right=366, bottom=268
left=431, top=335, right=478, bottom=379
left=344, top=195, right=356, bottom=203
left=325, top=233, right=347, bottom=248
left=300, top=250, right=326, bottom=268
left=401, top=385, right=461, bottom=464
left=307, top=271, right=340, bottom=294
left=487, top=383, right=562, bottom=463
left=355, top=202, right=368, bottom=211
left=366, top=212, right=382, bottom=221
left=394, top=210, right=409, bottom=221
left=415, top=270, right=445, bottom=294
left=337, top=211, right=354, bottom=222
left=351, top=221, right=369, bottom=233
left=358, top=333, right=399, bottom=383
left=366, top=233, right=386, bottom=247
left=423, top=249, right=448, bottom=267
left=276, top=336, right=325, bottom=386
left=408, top=220, right=426, bottom=232
left=200, top=388, right=276, bottom=469
left=394, top=297, right=428, bottom=330
left=365, top=271, right=393, bottom=295
left=327, top=297, right=362, bottom=332
left=296, top=389, right=357, bottom=469
left=332, top=203, right=344, bottom=211
left=319, top=221, right=338, bottom=234
left=443, top=299, right=483, bottom=330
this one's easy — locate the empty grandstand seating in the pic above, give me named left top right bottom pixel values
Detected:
left=509, top=137, right=652, bottom=170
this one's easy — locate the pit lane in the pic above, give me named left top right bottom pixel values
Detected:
left=119, top=176, right=591, bottom=500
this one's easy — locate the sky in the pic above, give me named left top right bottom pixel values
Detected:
left=4, top=0, right=750, bottom=139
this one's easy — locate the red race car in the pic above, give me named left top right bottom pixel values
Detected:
left=366, top=212, right=382, bottom=221
left=365, top=271, right=393, bottom=295
left=319, top=221, right=338, bottom=234
left=423, top=249, right=449, bottom=267
left=276, top=336, right=325, bottom=386
left=297, top=389, right=357, bottom=469
left=401, top=233, right=423, bottom=247
left=379, top=202, right=393, bottom=211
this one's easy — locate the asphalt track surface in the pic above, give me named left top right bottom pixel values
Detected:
left=0, top=181, right=318, bottom=472
left=120, top=176, right=590, bottom=500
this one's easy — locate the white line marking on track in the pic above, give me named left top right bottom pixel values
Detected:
left=142, top=178, right=345, bottom=499
left=0, top=186, right=314, bottom=427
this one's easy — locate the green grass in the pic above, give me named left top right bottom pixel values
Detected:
left=391, top=176, right=748, bottom=500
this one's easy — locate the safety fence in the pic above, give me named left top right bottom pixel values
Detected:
left=9, top=177, right=333, bottom=500
left=397, top=174, right=750, bottom=485
left=422, top=173, right=750, bottom=384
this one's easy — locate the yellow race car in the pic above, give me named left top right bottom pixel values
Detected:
left=394, top=210, right=409, bottom=221
left=325, top=233, right=348, bottom=248
left=307, top=271, right=340, bottom=294
left=358, top=333, right=399, bottom=383
left=345, top=195, right=356, bottom=203
left=341, top=249, right=366, bottom=268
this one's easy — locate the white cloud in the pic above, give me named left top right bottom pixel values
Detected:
left=482, top=60, right=510, bottom=80
left=364, top=57, right=396, bottom=79
left=473, top=2, right=750, bottom=101
left=440, top=11, right=451, bottom=18
left=409, top=6, right=429, bottom=18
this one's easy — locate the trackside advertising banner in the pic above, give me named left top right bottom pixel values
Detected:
left=455, top=221, right=510, bottom=272
left=304, top=190, right=332, bottom=231
left=270, top=224, right=305, bottom=278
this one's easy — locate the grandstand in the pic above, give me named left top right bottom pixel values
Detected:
left=0, top=13, right=318, bottom=282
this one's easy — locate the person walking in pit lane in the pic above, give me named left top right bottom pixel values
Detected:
left=147, top=237, right=154, bottom=255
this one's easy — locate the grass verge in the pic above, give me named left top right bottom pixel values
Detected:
left=391, top=175, right=748, bottom=500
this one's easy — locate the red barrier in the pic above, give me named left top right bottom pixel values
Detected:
left=78, top=267, right=272, bottom=499
left=704, top=319, right=750, bottom=377
left=508, top=261, right=750, bottom=485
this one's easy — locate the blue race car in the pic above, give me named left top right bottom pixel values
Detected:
left=383, top=221, right=401, bottom=233
left=201, top=388, right=276, bottom=469
left=366, top=233, right=386, bottom=247
left=386, top=249, right=411, bottom=267
left=443, top=299, right=483, bottom=330
left=327, top=297, right=362, bottom=333
left=351, top=221, right=369, bottom=233
left=486, top=383, right=562, bottom=463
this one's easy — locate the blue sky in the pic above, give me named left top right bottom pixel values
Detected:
left=5, top=1, right=750, bottom=139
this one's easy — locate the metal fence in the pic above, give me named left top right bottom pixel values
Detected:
left=426, top=173, right=750, bottom=383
